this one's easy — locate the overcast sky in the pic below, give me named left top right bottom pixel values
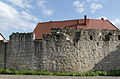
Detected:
left=0, top=0, right=120, bottom=39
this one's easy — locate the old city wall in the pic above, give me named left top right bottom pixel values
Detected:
left=0, top=40, right=6, bottom=69
left=6, top=33, right=38, bottom=70
left=1, top=28, right=120, bottom=72
left=41, top=28, right=120, bottom=72
left=35, top=40, right=43, bottom=70
left=0, top=33, right=43, bottom=71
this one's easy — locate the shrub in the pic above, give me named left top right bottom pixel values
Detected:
left=84, top=72, right=97, bottom=76
left=39, top=71, right=53, bottom=75
left=95, top=71, right=107, bottom=76
left=1, top=69, right=13, bottom=74
left=13, top=70, right=20, bottom=75
left=107, top=70, right=120, bottom=76
left=0, top=69, right=4, bottom=74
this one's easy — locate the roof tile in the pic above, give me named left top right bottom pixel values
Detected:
left=33, top=19, right=118, bottom=39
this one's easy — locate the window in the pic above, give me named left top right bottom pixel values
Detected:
left=104, top=33, right=112, bottom=41
left=97, top=42, right=99, bottom=46
left=20, top=37, right=22, bottom=41
left=56, top=34, right=60, bottom=40
left=90, top=35, right=93, bottom=40
left=118, top=35, right=120, bottom=40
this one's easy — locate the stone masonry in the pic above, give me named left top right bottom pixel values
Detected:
left=6, top=33, right=37, bottom=70
left=0, top=40, right=6, bottom=69
left=1, top=28, right=120, bottom=72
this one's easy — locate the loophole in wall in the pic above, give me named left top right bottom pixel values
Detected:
left=104, top=33, right=112, bottom=41
left=56, top=34, right=60, bottom=40
left=118, top=35, right=120, bottom=40
left=97, top=42, right=99, bottom=46
left=90, top=35, right=93, bottom=40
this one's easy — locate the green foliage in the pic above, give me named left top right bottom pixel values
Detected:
left=13, top=70, right=20, bottom=75
left=84, top=72, right=98, bottom=76
left=39, top=71, right=53, bottom=75
left=0, top=69, right=120, bottom=76
left=95, top=71, right=107, bottom=76
left=107, top=70, right=120, bottom=76
left=0, top=69, right=4, bottom=74
left=1, top=69, right=13, bottom=74
left=55, top=72, right=72, bottom=76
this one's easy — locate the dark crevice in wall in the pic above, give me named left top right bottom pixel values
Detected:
left=73, top=31, right=81, bottom=44
left=4, top=43, right=7, bottom=69
left=104, top=32, right=112, bottom=41
left=97, top=42, right=99, bottom=46
left=118, top=35, right=120, bottom=40
left=90, top=35, right=93, bottom=40
left=56, top=34, right=60, bottom=40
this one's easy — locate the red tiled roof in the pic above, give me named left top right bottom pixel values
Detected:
left=0, top=33, right=5, bottom=40
left=33, top=19, right=118, bottom=39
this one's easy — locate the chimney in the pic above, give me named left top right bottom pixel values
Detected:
left=101, top=18, right=104, bottom=20
left=84, top=15, right=87, bottom=25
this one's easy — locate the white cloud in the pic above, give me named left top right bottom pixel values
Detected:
left=43, top=9, right=54, bottom=16
left=38, top=0, right=54, bottom=16
left=90, top=3, right=103, bottom=13
left=97, top=16, right=108, bottom=20
left=86, top=0, right=99, bottom=3
left=6, top=0, right=32, bottom=8
left=73, top=0, right=84, bottom=13
left=73, top=0, right=84, bottom=7
left=0, top=2, right=18, bottom=20
left=75, top=8, right=84, bottom=13
left=21, top=11, right=40, bottom=21
left=73, top=0, right=103, bottom=13
left=0, top=1, right=40, bottom=35
left=111, top=19, right=120, bottom=27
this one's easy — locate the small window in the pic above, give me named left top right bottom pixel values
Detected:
left=104, top=35, right=110, bottom=41
left=90, top=35, right=93, bottom=40
left=97, top=42, right=99, bottom=46
left=118, top=35, right=120, bottom=40
left=104, top=33, right=112, bottom=41
left=56, top=34, right=60, bottom=40
left=20, top=37, right=22, bottom=41
left=100, top=36, right=102, bottom=39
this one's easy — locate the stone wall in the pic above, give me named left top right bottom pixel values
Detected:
left=1, top=28, right=120, bottom=72
left=0, top=40, right=6, bottom=69
left=6, top=33, right=37, bottom=70
left=35, top=40, right=43, bottom=70
left=41, top=28, right=120, bottom=72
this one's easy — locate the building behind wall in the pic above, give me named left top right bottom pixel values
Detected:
left=34, top=15, right=118, bottom=39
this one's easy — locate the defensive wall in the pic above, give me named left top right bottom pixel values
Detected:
left=1, top=28, right=120, bottom=72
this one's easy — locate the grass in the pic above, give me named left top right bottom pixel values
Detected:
left=0, top=69, right=120, bottom=76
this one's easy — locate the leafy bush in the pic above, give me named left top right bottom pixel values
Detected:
left=0, top=69, right=4, bottom=74
left=13, top=70, right=20, bottom=75
left=95, top=71, right=107, bottom=76
left=1, top=69, right=13, bottom=74
left=107, top=70, right=120, bottom=76
left=84, top=72, right=97, bottom=76
left=39, top=71, right=53, bottom=75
